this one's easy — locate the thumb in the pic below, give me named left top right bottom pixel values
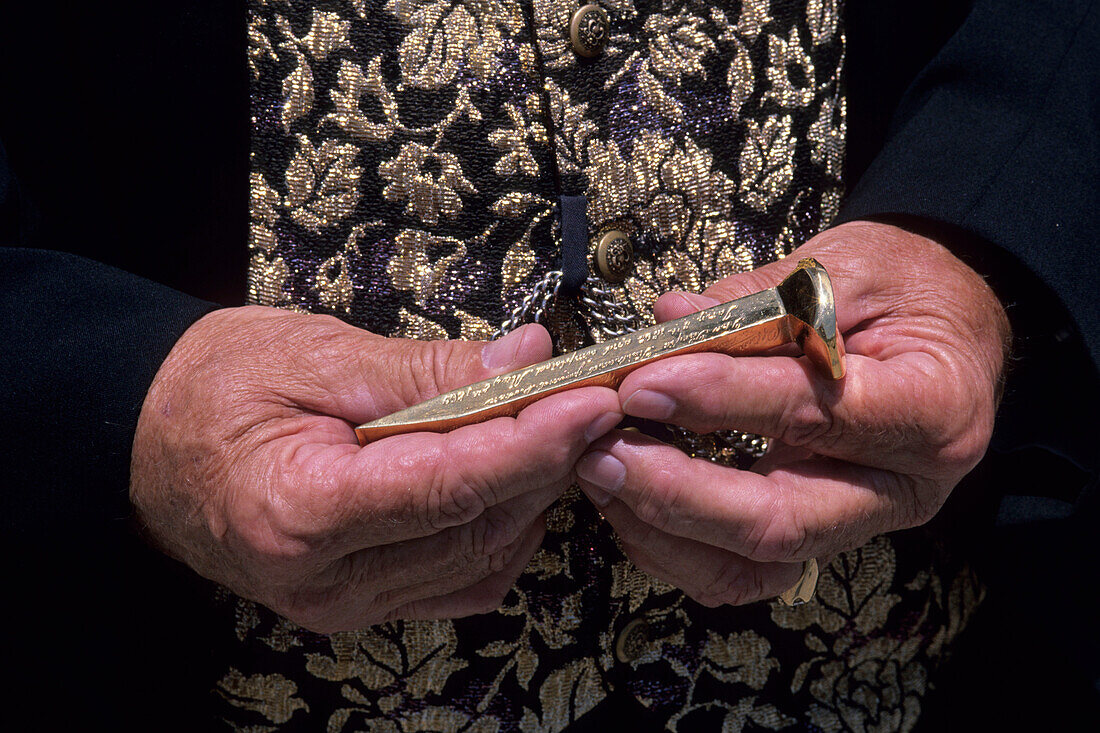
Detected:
left=389, top=322, right=552, bottom=405
left=306, top=323, right=553, bottom=423
left=652, top=259, right=789, bottom=323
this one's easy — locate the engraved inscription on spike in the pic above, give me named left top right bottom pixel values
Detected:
left=356, top=259, right=845, bottom=444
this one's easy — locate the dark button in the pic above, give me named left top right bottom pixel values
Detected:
left=570, top=4, right=610, bottom=58
left=595, top=229, right=633, bottom=282
left=614, top=618, right=650, bottom=663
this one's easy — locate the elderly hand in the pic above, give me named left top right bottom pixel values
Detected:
left=131, top=308, right=621, bottom=632
left=575, top=221, right=1010, bottom=607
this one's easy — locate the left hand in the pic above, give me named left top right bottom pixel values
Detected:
left=574, top=221, right=1011, bottom=607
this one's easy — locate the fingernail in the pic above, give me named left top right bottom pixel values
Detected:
left=622, top=389, right=676, bottom=420
left=584, top=486, right=613, bottom=508
left=576, top=451, right=625, bottom=493
left=584, top=412, right=622, bottom=443
left=481, top=329, right=522, bottom=369
left=679, top=292, right=721, bottom=310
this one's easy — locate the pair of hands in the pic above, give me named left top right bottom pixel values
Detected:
left=131, top=222, right=1010, bottom=633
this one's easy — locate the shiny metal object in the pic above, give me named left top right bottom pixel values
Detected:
left=614, top=618, right=651, bottom=663
left=356, top=258, right=845, bottom=444
left=570, top=4, right=610, bottom=58
left=777, top=558, right=820, bottom=607
left=492, top=269, right=563, bottom=340
left=594, top=230, right=633, bottom=282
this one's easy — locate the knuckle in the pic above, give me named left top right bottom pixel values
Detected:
left=486, top=545, right=514, bottom=575
left=295, top=315, right=359, bottom=369
left=694, top=561, right=765, bottom=608
left=618, top=517, right=663, bottom=551
left=422, top=466, right=489, bottom=533
left=373, top=586, right=416, bottom=620
left=229, top=500, right=315, bottom=570
left=620, top=542, right=665, bottom=581
left=741, top=494, right=809, bottom=563
left=411, top=338, right=464, bottom=400
left=431, top=529, right=518, bottom=592
left=687, top=593, right=724, bottom=609
left=779, top=389, right=838, bottom=448
left=631, top=467, right=681, bottom=533
left=467, top=584, right=513, bottom=616
left=936, top=420, right=993, bottom=476
left=917, top=356, right=996, bottom=469
left=274, top=586, right=344, bottom=633
left=467, top=509, right=522, bottom=559
left=899, top=474, right=946, bottom=529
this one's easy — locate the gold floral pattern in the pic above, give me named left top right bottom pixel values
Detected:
left=239, top=1, right=981, bottom=730
left=379, top=142, right=477, bottom=224
left=387, top=229, right=467, bottom=306
left=807, top=0, right=840, bottom=46
left=285, top=134, right=362, bottom=231
left=489, top=97, right=548, bottom=178
left=217, top=668, right=309, bottom=725
left=739, top=114, right=796, bottom=211
left=764, top=27, right=816, bottom=108
left=386, top=0, right=525, bottom=89
left=643, top=10, right=715, bottom=86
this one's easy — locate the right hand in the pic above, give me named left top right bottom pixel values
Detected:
left=131, top=306, right=621, bottom=633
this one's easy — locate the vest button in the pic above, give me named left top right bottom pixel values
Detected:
left=570, top=4, right=610, bottom=58
left=595, top=229, right=633, bottom=282
left=615, top=618, right=651, bottom=663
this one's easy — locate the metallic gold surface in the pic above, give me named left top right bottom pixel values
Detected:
left=595, top=229, right=633, bottom=282
left=570, top=4, right=610, bottom=58
left=614, top=618, right=651, bottom=663
left=356, top=258, right=844, bottom=444
left=777, top=558, right=820, bottom=607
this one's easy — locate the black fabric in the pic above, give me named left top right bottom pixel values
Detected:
left=841, top=0, right=1100, bottom=369
left=838, top=0, right=1100, bottom=719
left=0, top=6, right=232, bottom=725
left=0, top=248, right=217, bottom=540
left=559, top=195, right=591, bottom=294
left=0, top=248, right=220, bottom=730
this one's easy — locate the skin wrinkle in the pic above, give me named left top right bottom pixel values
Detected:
left=132, top=304, right=620, bottom=632
left=701, top=557, right=766, bottom=607
left=583, top=222, right=1010, bottom=608
left=444, top=423, right=520, bottom=511
left=778, top=366, right=840, bottom=450
left=753, top=475, right=819, bottom=562
left=631, top=455, right=684, bottom=534
left=274, top=446, right=362, bottom=556
left=607, top=503, right=798, bottom=605
left=426, top=447, right=486, bottom=532
left=384, top=524, right=546, bottom=623
left=733, top=476, right=794, bottom=561
left=465, top=495, right=528, bottom=559
left=340, top=505, right=510, bottom=604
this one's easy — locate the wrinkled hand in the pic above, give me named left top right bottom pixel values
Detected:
left=575, top=221, right=1010, bottom=607
left=132, top=308, right=621, bottom=632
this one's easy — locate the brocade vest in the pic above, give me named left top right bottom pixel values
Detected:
left=228, top=1, right=981, bottom=729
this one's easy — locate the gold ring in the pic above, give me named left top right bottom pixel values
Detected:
left=777, top=558, right=819, bottom=606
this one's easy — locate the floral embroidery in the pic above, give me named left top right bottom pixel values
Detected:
left=386, top=0, right=526, bottom=89
left=739, top=114, right=796, bottom=212
left=643, top=10, right=716, bottom=86
left=764, top=27, right=816, bottom=108
left=489, top=97, right=548, bottom=178
left=285, top=134, right=362, bottom=231
left=379, top=143, right=477, bottom=225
